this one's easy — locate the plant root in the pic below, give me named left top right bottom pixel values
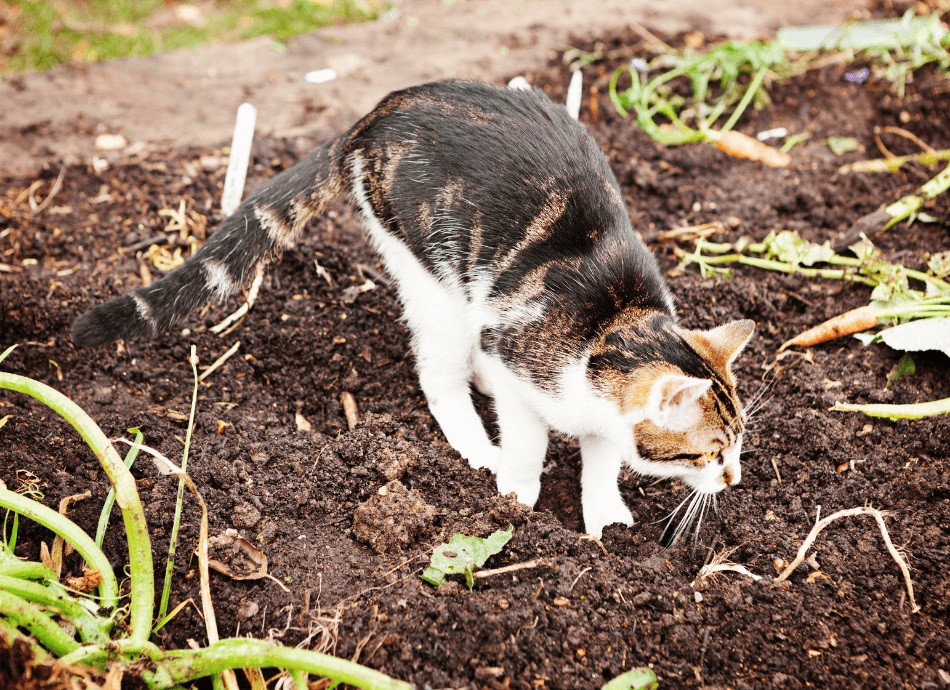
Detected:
left=775, top=506, right=920, bottom=614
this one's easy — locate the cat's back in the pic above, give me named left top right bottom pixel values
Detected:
left=347, top=80, right=619, bottom=201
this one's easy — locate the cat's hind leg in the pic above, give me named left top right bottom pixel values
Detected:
left=351, top=155, right=499, bottom=472
left=411, top=310, right=501, bottom=472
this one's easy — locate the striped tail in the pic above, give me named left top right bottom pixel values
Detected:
left=72, top=136, right=346, bottom=347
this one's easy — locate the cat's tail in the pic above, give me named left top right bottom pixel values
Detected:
left=72, top=136, right=347, bottom=347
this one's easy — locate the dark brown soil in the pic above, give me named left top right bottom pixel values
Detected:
left=2, top=27, right=949, bottom=690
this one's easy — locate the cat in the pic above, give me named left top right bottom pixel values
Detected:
left=73, top=79, right=754, bottom=540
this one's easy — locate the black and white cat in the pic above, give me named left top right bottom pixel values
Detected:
left=73, top=80, right=753, bottom=539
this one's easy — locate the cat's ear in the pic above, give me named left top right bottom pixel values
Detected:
left=645, top=374, right=711, bottom=430
left=697, top=319, right=755, bottom=370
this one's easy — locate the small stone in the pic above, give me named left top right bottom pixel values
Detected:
left=92, top=386, right=113, bottom=404
left=236, top=600, right=259, bottom=622
left=232, top=501, right=261, bottom=529
left=497, top=598, right=509, bottom=610
left=95, top=133, right=127, bottom=151
left=474, top=667, right=505, bottom=681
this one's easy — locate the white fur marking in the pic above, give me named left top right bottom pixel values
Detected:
left=202, top=259, right=236, bottom=300
left=131, top=293, right=156, bottom=327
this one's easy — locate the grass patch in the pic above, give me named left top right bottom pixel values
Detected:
left=1, top=0, right=385, bottom=75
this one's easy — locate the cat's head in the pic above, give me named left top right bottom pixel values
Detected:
left=592, top=316, right=755, bottom=494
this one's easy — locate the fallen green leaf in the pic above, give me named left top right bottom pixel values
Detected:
left=826, top=136, right=859, bottom=155
left=602, top=668, right=659, bottom=690
left=421, top=526, right=513, bottom=590
left=886, top=354, right=915, bottom=386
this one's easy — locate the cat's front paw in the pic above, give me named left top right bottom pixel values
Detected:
left=495, top=474, right=541, bottom=508
left=583, top=499, right=633, bottom=539
left=464, top=445, right=501, bottom=473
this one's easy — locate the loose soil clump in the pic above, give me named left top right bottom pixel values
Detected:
left=2, top=27, right=949, bottom=689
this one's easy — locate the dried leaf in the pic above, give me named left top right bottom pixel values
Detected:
left=66, top=565, right=103, bottom=593
left=208, top=535, right=268, bottom=581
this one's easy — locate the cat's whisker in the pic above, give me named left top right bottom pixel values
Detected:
left=743, top=392, right=774, bottom=421
left=692, top=493, right=712, bottom=548
left=743, top=380, right=774, bottom=411
left=658, top=490, right=696, bottom=546
left=654, top=490, right=694, bottom=527
left=665, top=490, right=704, bottom=548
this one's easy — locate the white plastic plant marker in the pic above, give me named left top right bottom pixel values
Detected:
left=756, top=127, right=788, bottom=141
left=878, top=317, right=950, bottom=357
left=221, top=103, right=257, bottom=216
left=565, top=70, right=583, bottom=120
left=507, top=76, right=531, bottom=91
left=304, top=68, right=338, bottom=85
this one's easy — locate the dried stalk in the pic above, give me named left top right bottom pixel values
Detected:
left=775, top=506, right=920, bottom=614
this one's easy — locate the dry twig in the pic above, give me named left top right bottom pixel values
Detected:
left=472, top=559, right=549, bottom=580
left=210, top=263, right=266, bottom=335
left=341, top=392, right=360, bottom=430
left=198, top=341, right=241, bottom=382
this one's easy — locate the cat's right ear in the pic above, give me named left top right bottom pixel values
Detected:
left=644, top=374, right=711, bottom=430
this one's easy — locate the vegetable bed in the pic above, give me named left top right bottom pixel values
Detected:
left=1, top=20, right=949, bottom=690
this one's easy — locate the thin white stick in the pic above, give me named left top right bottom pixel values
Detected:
left=222, top=103, right=257, bottom=216
left=198, top=341, right=241, bottom=382
left=566, top=70, right=583, bottom=120
left=473, top=559, right=547, bottom=580
left=775, top=506, right=920, bottom=614
left=210, top=263, right=265, bottom=335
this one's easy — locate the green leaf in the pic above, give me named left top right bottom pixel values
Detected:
left=928, top=251, right=950, bottom=279
left=886, top=354, right=916, bottom=386
left=601, top=668, right=659, bottom=690
left=764, top=230, right=834, bottom=266
left=826, top=136, right=859, bottom=155
left=421, top=526, right=513, bottom=590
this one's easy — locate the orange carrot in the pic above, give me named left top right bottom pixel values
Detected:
left=714, top=130, right=791, bottom=168
left=779, top=305, right=880, bottom=351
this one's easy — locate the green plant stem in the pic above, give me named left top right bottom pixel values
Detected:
left=291, top=669, right=309, bottom=690
left=680, top=241, right=950, bottom=294
left=883, top=164, right=950, bottom=229
left=96, top=428, right=143, bottom=548
left=0, top=574, right=107, bottom=644
left=0, top=373, right=154, bottom=644
left=57, top=638, right=163, bottom=667
left=0, top=616, right=55, bottom=662
left=0, top=554, right=57, bottom=581
left=158, top=349, right=199, bottom=625
left=146, top=639, right=412, bottom=690
left=717, top=65, right=769, bottom=134
left=831, top=397, right=950, bottom=420
left=684, top=252, right=878, bottom=285
left=0, top=589, right=80, bottom=657
left=839, top=148, right=950, bottom=173
left=0, top=486, right=117, bottom=608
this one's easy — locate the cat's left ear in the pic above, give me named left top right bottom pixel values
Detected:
left=695, top=319, right=755, bottom=369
